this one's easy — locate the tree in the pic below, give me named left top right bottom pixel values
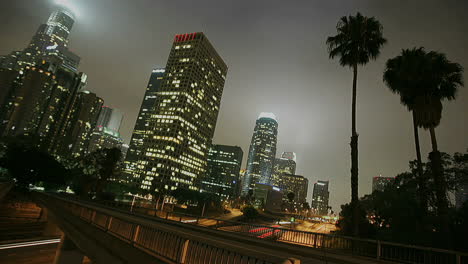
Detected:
left=326, top=12, right=387, bottom=236
left=383, top=48, right=432, bottom=212
left=411, top=50, right=462, bottom=241
left=0, top=136, right=68, bottom=190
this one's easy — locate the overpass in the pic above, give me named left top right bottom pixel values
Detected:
left=34, top=192, right=468, bottom=264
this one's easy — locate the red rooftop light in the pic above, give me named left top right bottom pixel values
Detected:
left=174, top=32, right=197, bottom=42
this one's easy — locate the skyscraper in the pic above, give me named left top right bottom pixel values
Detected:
left=280, top=174, right=308, bottom=208
left=88, top=106, right=124, bottom=153
left=0, top=9, right=89, bottom=153
left=129, top=32, right=228, bottom=194
left=372, top=175, right=394, bottom=192
left=202, top=144, right=243, bottom=201
left=241, top=113, right=278, bottom=195
left=271, top=153, right=297, bottom=187
left=124, top=68, right=165, bottom=177
left=57, top=90, right=104, bottom=157
left=1, top=9, right=80, bottom=72
left=311, top=180, right=330, bottom=215
left=0, top=61, right=87, bottom=152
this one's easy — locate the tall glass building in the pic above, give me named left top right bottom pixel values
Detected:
left=0, top=8, right=88, bottom=153
left=128, top=32, right=228, bottom=194
left=271, top=152, right=297, bottom=187
left=124, top=68, right=165, bottom=180
left=57, top=90, right=103, bottom=157
left=241, top=113, right=278, bottom=195
left=202, top=144, right=243, bottom=201
left=311, top=180, right=330, bottom=215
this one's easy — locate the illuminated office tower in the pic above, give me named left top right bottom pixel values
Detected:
left=131, top=32, right=228, bottom=194
left=57, top=91, right=104, bottom=157
left=1, top=9, right=79, bottom=72
left=0, top=9, right=88, bottom=152
left=280, top=174, right=308, bottom=209
left=311, top=180, right=330, bottom=215
left=241, top=113, right=278, bottom=195
left=0, top=62, right=86, bottom=151
left=271, top=152, right=297, bottom=187
left=124, top=68, right=165, bottom=175
left=202, top=144, right=243, bottom=201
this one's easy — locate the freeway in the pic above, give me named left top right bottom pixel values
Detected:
left=0, top=238, right=92, bottom=264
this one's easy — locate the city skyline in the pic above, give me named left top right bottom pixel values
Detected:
left=1, top=0, right=467, bottom=210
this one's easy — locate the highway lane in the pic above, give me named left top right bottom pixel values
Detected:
left=0, top=238, right=92, bottom=264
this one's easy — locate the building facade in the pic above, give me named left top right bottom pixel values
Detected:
left=87, top=106, right=124, bottom=153
left=271, top=154, right=296, bottom=187
left=128, top=32, right=228, bottom=195
left=280, top=174, right=308, bottom=210
left=311, top=180, right=330, bottom=215
left=0, top=9, right=89, bottom=153
left=241, top=113, right=278, bottom=195
left=372, top=175, right=394, bottom=192
left=253, top=183, right=283, bottom=212
left=124, top=68, right=165, bottom=179
left=202, top=144, right=243, bottom=201
left=57, top=90, right=103, bottom=157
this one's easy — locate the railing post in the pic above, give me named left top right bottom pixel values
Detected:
left=282, top=258, right=300, bottom=264
left=106, top=216, right=113, bottom=231
left=377, top=240, right=381, bottom=260
left=313, top=234, right=317, bottom=248
left=178, top=239, right=190, bottom=263
left=456, top=254, right=461, bottom=264
left=165, top=211, right=169, bottom=219
left=196, top=217, right=199, bottom=224
left=215, top=220, right=219, bottom=229
left=132, top=225, right=140, bottom=244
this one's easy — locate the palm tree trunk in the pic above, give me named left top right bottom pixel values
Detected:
left=412, top=111, right=426, bottom=214
left=428, top=127, right=451, bottom=246
left=351, top=64, right=359, bottom=237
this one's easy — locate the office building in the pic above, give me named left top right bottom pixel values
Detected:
left=271, top=153, right=296, bottom=187
left=241, top=113, right=278, bottom=195
left=124, top=68, right=165, bottom=177
left=311, top=180, right=330, bottom=215
left=0, top=9, right=89, bottom=152
left=1, top=9, right=80, bottom=72
left=128, top=32, right=228, bottom=194
left=0, top=62, right=87, bottom=151
left=280, top=174, right=308, bottom=210
left=254, top=183, right=283, bottom=212
left=202, top=144, right=243, bottom=201
left=372, top=175, right=394, bottom=192
left=88, top=106, right=124, bottom=153
left=57, top=90, right=103, bottom=157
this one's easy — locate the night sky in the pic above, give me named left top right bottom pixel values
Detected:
left=1, top=0, right=467, bottom=210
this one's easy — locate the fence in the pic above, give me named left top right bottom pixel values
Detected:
left=96, top=198, right=468, bottom=264
left=39, top=193, right=298, bottom=264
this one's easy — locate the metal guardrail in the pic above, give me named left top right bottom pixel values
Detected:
left=40, top=193, right=298, bottom=264
left=93, top=198, right=468, bottom=264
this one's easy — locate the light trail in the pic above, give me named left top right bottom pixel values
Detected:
left=0, top=238, right=61, bottom=250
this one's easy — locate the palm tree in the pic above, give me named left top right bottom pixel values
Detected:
left=385, top=48, right=464, bottom=240
left=413, top=51, right=463, bottom=239
left=383, top=48, right=430, bottom=212
left=326, top=12, right=387, bottom=236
